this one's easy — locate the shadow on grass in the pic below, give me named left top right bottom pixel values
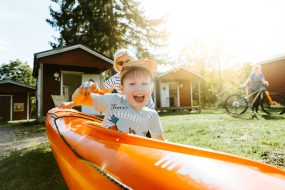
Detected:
left=227, top=112, right=285, bottom=120
left=0, top=119, right=38, bottom=126
left=0, top=143, right=67, bottom=190
left=158, top=108, right=227, bottom=117
left=158, top=111, right=193, bottom=117
left=260, top=114, right=285, bottom=120
left=260, top=150, right=285, bottom=170
left=228, top=113, right=254, bottom=120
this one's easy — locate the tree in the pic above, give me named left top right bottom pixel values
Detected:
left=47, top=0, right=167, bottom=58
left=0, top=59, right=36, bottom=86
left=176, top=39, right=254, bottom=107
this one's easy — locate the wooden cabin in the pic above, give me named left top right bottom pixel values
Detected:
left=155, top=67, right=203, bottom=112
left=260, top=56, right=285, bottom=96
left=0, top=80, right=36, bottom=121
left=32, top=44, right=113, bottom=121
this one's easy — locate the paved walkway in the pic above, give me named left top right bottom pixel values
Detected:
left=0, top=124, right=47, bottom=159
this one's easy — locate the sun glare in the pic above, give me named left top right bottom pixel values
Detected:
left=142, top=0, right=285, bottom=65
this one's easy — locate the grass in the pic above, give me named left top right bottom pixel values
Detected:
left=0, top=143, right=67, bottom=190
left=0, top=109, right=284, bottom=189
left=161, top=109, right=285, bottom=169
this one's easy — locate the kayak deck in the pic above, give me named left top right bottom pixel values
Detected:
left=46, top=108, right=285, bottom=190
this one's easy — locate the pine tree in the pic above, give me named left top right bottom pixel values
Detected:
left=47, top=0, right=167, bottom=58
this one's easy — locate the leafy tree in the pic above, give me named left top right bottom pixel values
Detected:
left=47, top=0, right=167, bottom=58
left=177, top=39, right=254, bottom=107
left=0, top=59, right=36, bottom=86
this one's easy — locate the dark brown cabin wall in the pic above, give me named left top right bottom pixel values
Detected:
left=38, top=49, right=111, bottom=69
left=0, top=83, right=35, bottom=94
left=44, top=64, right=102, bottom=74
left=158, top=79, right=192, bottom=107
left=179, top=80, right=191, bottom=106
left=42, top=64, right=61, bottom=116
left=155, top=80, right=161, bottom=108
left=0, top=82, right=35, bottom=120
left=12, top=93, right=27, bottom=120
left=41, top=64, right=103, bottom=116
left=262, top=61, right=285, bottom=96
left=0, top=96, right=11, bottom=121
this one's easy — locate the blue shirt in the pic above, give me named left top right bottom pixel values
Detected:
left=250, top=73, right=264, bottom=91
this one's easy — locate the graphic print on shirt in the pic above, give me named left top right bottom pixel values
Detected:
left=106, top=103, right=153, bottom=136
left=108, top=115, right=119, bottom=131
left=129, top=127, right=136, bottom=134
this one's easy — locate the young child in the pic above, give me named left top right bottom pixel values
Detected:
left=102, top=48, right=155, bottom=109
left=71, top=59, right=165, bottom=141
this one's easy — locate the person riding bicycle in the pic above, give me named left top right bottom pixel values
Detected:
left=242, top=64, right=269, bottom=116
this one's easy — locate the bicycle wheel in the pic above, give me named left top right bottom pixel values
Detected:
left=225, top=94, right=248, bottom=114
left=261, top=92, right=285, bottom=115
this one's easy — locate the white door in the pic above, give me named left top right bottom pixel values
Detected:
left=82, top=74, right=101, bottom=115
left=160, top=83, right=170, bottom=107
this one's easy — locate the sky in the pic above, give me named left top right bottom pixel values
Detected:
left=1, top=0, right=285, bottom=69
left=0, top=0, right=56, bottom=68
left=142, top=0, right=285, bottom=65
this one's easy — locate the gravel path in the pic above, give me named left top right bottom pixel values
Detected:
left=0, top=124, right=47, bottom=159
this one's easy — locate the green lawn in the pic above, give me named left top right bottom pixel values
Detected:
left=0, top=110, right=284, bottom=189
left=161, top=110, right=285, bottom=169
left=0, top=143, right=67, bottom=190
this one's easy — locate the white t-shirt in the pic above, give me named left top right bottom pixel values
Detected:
left=103, top=73, right=155, bottom=109
left=91, top=93, right=163, bottom=137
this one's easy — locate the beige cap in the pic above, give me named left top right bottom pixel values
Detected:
left=120, top=59, right=157, bottom=80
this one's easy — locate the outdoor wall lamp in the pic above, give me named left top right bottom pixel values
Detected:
left=54, top=72, right=60, bottom=81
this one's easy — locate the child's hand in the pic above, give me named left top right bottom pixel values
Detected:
left=263, top=81, right=269, bottom=86
left=79, top=81, right=98, bottom=96
left=59, top=101, right=76, bottom=109
left=72, top=81, right=98, bottom=104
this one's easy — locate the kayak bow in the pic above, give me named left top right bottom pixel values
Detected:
left=46, top=108, right=285, bottom=190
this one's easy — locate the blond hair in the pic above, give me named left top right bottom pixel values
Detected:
left=252, top=64, right=261, bottom=72
left=113, top=49, right=136, bottom=72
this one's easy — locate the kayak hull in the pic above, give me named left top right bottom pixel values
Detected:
left=46, top=108, right=285, bottom=190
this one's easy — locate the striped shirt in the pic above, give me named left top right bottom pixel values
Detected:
left=104, top=73, right=122, bottom=93
left=103, top=73, right=155, bottom=109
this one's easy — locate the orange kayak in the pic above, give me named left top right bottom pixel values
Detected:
left=46, top=108, right=285, bottom=190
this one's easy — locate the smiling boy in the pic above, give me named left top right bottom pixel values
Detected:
left=71, top=59, right=165, bottom=140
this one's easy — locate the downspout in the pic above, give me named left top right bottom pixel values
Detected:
left=27, top=92, right=30, bottom=120
left=37, top=63, right=43, bottom=121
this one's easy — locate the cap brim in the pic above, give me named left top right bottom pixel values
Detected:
left=120, top=59, right=157, bottom=79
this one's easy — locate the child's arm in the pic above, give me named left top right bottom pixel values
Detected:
left=59, top=81, right=105, bottom=109
left=72, top=81, right=100, bottom=106
left=101, top=86, right=113, bottom=94
left=149, top=112, right=165, bottom=141
left=241, top=75, right=251, bottom=88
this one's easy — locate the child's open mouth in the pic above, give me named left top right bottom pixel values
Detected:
left=134, top=95, right=145, bottom=102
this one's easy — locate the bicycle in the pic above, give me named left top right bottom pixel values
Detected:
left=225, top=86, right=285, bottom=115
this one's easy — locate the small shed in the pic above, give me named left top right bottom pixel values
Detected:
left=33, top=44, right=113, bottom=121
left=0, top=80, right=36, bottom=121
left=155, top=67, right=203, bottom=112
left=260, top=56, right=285, bottom=96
